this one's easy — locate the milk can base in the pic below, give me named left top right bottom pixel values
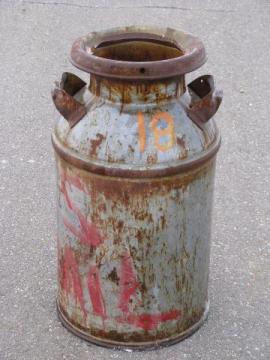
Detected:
left=57, top=300, right=209, bottom=351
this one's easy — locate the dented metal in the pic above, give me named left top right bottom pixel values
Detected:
left=51, top=26, right=222, bottom=350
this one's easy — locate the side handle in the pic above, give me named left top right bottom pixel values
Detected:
left=186, top=75, right=223, bottom=129
left=51, top=72, right=87, bottom=128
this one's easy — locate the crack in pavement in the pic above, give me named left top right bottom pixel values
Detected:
left=1, top=0, right=235, bottom=13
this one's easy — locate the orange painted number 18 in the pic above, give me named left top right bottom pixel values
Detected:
left=137, top=111, right=175, bottom=152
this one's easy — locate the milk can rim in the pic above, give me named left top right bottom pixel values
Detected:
left=70, top=26, right=206, bottom=80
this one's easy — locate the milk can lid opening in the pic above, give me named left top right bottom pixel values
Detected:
left=70, top=26, right=206, bottom=80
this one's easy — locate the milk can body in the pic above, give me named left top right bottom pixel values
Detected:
left=52, top=26, right=222, bottom=349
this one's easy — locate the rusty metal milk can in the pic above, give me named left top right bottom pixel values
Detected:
left=52, top=26, right=222, bottom=349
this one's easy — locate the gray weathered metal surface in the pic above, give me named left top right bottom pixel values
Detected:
left=52, top=26, right=222, bottom=349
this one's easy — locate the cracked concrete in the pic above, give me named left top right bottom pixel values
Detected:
left=0, top=0, right=269, bottom=359
left=8, top=1, right=236, bottom=13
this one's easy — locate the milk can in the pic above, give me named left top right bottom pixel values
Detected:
left=51, top=26, right=222, bottom=350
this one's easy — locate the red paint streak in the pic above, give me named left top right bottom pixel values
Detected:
left=118, top=251, right=139, bottom=313
left=75, top=208, right=102, bottom=246
left=63, top=217, right=82, bottom=239
left=60, top=175, right=72, bottom=210
left=60, top=170, right=102, bottom=247
left=88, top=266, right=106, bottom=319
left=117, top=310, right=181, bottom=331
left=59, top=170, right=85, bottom=210
left=63, top=207, right=102, bottom=247
left=60, top=246, right=86, bottom=317
left=65, top=173, right=84, bottom=191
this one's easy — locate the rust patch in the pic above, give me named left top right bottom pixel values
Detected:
left=160, top=215, right=166, bottom=230
left=90, top=75, right=184, bottom=104
left=176, top=136, right=186, bottom=148
left=177, top=136, right=188, bottom=159
left=108, top=267, right=120, bottom=285
left=128, top=145, right=135, bottom=153
left=135, top=229, right=144, bottom=242
left=90, top=133, right=106, bottom=157
left=147, top=153, right=158, bottom=164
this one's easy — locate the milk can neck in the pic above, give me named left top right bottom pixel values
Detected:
left=89, top=75, right=185, bottom=104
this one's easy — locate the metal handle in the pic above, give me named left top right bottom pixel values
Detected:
left=186, top=75, right=223, bottom=129
left=51, top=72, right=87, bottom=128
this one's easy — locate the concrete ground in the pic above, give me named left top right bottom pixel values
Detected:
left=0, top=0, right=269, bottom=359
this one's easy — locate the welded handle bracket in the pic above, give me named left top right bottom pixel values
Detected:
left=186, top=75, right=223, bottom=129
left=51, top=72, right=87, bottom=128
